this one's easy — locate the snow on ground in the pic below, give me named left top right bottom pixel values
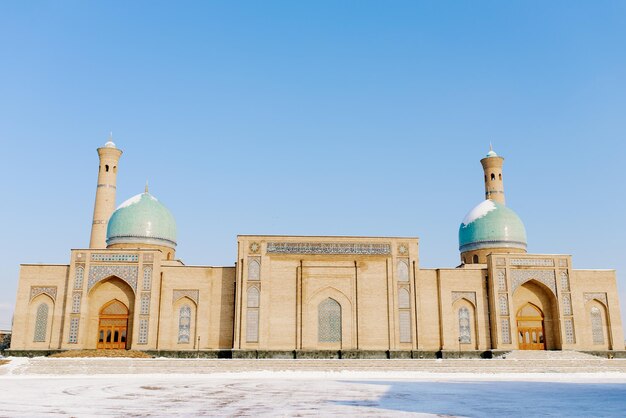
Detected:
left=1, top=358, right=626, bottom=417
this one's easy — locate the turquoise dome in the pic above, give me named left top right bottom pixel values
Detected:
left=106, top=192, right=177, bottom=249
left=459, top=200, right=527, bottom=253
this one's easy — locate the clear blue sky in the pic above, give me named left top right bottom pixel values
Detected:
left=1, top=1, right=625, bottom=331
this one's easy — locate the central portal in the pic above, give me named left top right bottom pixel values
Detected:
left=516, top=303, right=545, bottom=350
left=97, top=299, right=129, bottom=349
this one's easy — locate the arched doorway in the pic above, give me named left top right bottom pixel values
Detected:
left=97, top=299, right=129, bottom=349
left=516, top=303, right=545, bottom=350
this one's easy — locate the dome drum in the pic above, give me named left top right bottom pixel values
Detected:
left=106, top=235, right=177, bottom=249
left=460, top=239, right=527, bottom=253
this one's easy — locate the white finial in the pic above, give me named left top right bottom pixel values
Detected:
left=105, top=132, right=116, bottom=148
left=145, top=180, right=149, bottom=194
left=489, top=142, right=493, bottom=151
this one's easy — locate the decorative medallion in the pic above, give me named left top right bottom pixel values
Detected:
left=398, top=244, right=408, bottom=255
left=249, top=242, right=261, bottom=254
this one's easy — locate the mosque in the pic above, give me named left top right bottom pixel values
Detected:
left=9, top=141, right=624, bottom=356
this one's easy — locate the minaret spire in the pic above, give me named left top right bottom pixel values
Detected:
left=145, top=181, right=149, bottom=194
left=89, top=137, right=123, bottom=248
left=480, top=146, right=505, bottom=205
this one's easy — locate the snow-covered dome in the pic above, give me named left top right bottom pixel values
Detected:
left=106, top=191, right=177, bottom=249
left=459, top=200, right=526, bottom=253
left=104, top=140, right=116, bottom=148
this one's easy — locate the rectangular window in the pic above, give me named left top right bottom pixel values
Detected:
left=246, top=309, right=259, bottom=343
left=399, top=310, right=411, bottom=343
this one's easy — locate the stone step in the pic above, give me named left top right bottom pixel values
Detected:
left=4, top=357, right=626, bottom=376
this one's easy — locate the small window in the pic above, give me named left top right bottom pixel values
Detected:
left=113, top=166, right=117, bottom=173
left=105, top=164, right=109, bottom=172
left=33, top=303, right=49, bottom=342
left=459, top=307, right=471, bottom=344
left=178, top=305, right=191, bottom=343
left=498, top=173, right=502, bottom=180
left=484, top=175, right=487, bottom=182
left=473, top=254, right=479, bottom=263
left=318, top=298, right=342, bottom=343
left=490, top=173, right=495, bottom=181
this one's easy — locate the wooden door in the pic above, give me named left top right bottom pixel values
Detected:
left=97, top=300, right=129, bottom=349
left=517, top=326, right=545, bottom=350
left=516, top=303, right=545, bottom=350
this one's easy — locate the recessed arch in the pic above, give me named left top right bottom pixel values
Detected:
left=172, top=296, right=197, bottom=348
left=452, top=297, right=477, bottom=349
left=304, top=286, right=353, bottom=349
left=87, top=277, right=135, bottom=349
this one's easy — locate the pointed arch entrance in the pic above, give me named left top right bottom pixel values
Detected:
left=97, top=299, right=129, bottom=349
left=516, top=303, right=545, bottom=350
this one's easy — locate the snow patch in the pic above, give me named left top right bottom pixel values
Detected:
left=462, top=200, right=497, bottom=226
left=117, top=193, right=158, bottom=209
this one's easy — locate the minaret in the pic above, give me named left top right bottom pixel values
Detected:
left=89, top=136, right=123, bottom=248
left=480, top=144, right=505, bottom=204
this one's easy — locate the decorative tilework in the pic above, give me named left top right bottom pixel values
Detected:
left=451, top=291, right=476, bottom=307
left=101, top=300, right=128, bottom=315
left=591, top=307, right=604, bottom=344
left=559, top=259, right=568, bottom=267
left=560, top=271, right=570, bottom=291
left=397, top=259, right=409, bottom=282
left=68, top=317, right=79, bottom=343
left=510, top=269, right=556, bottom=295
left=248, top=257, right=260, bottom=281
left=142, top=266, right=152, bottom=291
left=88, top=265, right=138, bottom=292
left=91, top=253, right=138, bottom=262
left=75, top=252, right=86, bottom=261
left=246, top=309, right=259, bottom=343
left=247, top=287, right=260, bottom=308
left=143, top=253, right=154, bottom=263
left=398, top=288, right=410, bottom=309
left=249, top=242, right=261, bottom=254
left=33, top=303, right=48, bottom=342
left=501, top=319, right=511, bottom=344
left=397, top=243, right=409, bottom=255
left=564, top=318, right=575, bottom=344
left=30, top=286, right=57, bottom=301
left=71, top=293, right=81, bottom=314
left=510, top=258, right=554, bottom=267
left=399, top=310, right=411, bottom=343
left=138, top=319, right=148, bottom=344
left=74, top=266, right=84, bottom=290
left=499, top=294, right=509, bottom=315
left=318, top=298, right=342, bottom=343
left=178, top=305, right=191, bottom=343
left=497, top=269, right=506, bottom=291
left=459, top=307, right=471, bottom=344
left=584, top=292, right=608, bottom=307
left=140, top=293, right=150, bottom=315
left=562, top=294, right=572, bottom=316
left=173, top=289, right=199, bottom=305
left=267, top=242, right=391, bottom=255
